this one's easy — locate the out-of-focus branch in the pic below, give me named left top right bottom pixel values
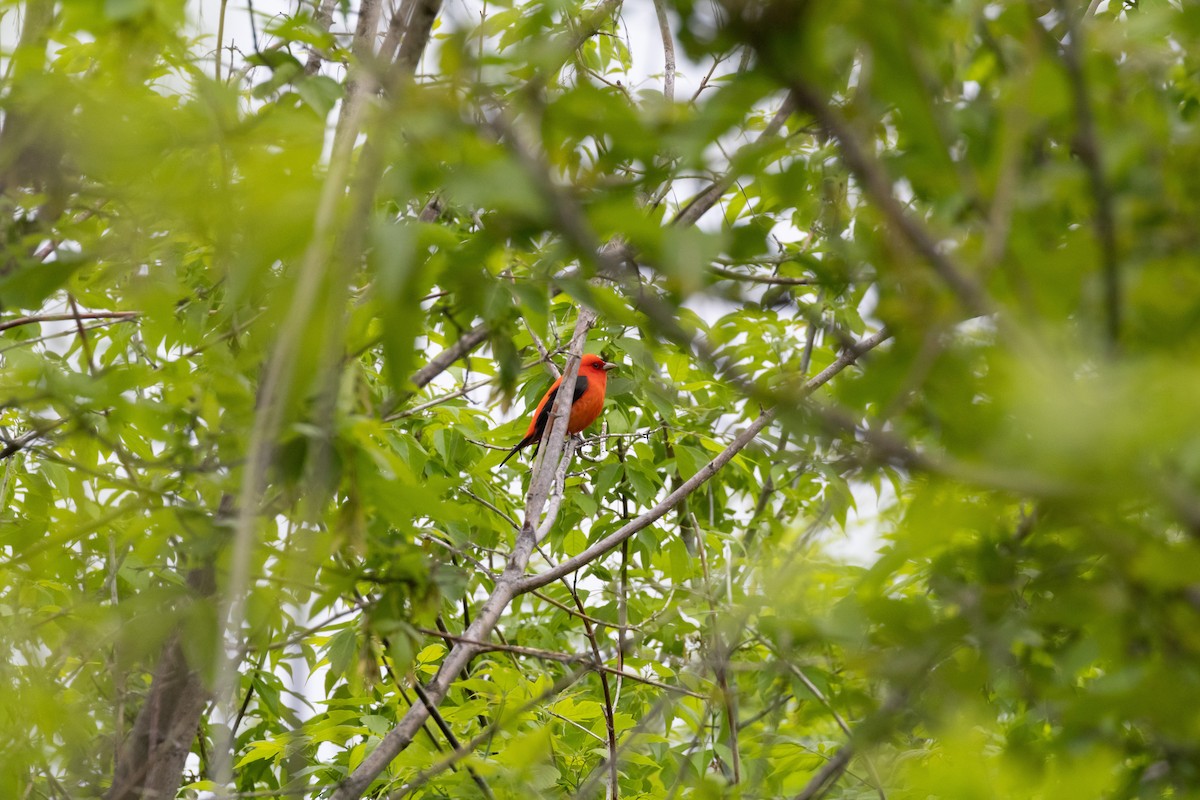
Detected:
left=0, top=311, right=139, bottom=334
left=304, top=0, right=339, bottom=75
left=1054, top=0, right=1119, bottom=351
left=671, top=95, right=795, bottom=229
left=707, top=265, right=811, bottom=286
left=108, top=558, right=217, bottom=800
left=786, top=80, right=993, bottom=319
left=792, top=744, right=854, bottom=800
left=394, top=0, right=441, bottom=75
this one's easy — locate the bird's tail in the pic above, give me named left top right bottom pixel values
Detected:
left=499, top=437, right=528, bottom=467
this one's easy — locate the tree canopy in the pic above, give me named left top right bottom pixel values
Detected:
left=5, top=0, right=1200, bottom=798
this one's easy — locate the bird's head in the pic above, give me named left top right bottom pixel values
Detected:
left=581, top=353, right=618, bottom=378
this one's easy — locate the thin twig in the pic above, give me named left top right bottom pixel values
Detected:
left=707, top=264, right=812, bottom=286
left=792, top=744, right=854, bottom=800
left=0, top=311, right=139, bottom=334
left=1054, top=0, right=1119, bottom=351
left=461, top=488, right=520, bottom=531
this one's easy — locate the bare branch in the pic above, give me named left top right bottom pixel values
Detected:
left=0, top=311, right=139, bottom=334
left=652, top=0, right=675, bottom=103
left=525, top=312, right=597, bottom=529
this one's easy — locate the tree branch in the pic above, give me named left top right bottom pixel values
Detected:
left=707, top=264, right=812, bottom=286
left=0, top=311, right=139, bottom=334
left=1054, top=0, right=1120, bottom=351
left=671, top=95, right=795, bottom=229
left=786, top=81, right=993, bottom=319
left=792, top=744, right=854, bottom=800
left=652, top=0, right=675, bottom=103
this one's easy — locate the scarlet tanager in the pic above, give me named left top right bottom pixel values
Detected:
left=499, top=353, right=617, bottom=466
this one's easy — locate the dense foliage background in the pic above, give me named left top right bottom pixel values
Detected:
left=5, top=0, right=1200, bottom=797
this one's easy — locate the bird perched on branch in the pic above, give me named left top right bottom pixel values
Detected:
left=499, top=353, right=617, bottom=467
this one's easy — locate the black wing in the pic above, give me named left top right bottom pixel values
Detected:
left=530, top=374, right=590, bottom=445
left=499, top=374, right=590, bottom=466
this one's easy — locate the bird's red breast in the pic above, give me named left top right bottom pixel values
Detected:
left=524, top=353, right=612, bottom=437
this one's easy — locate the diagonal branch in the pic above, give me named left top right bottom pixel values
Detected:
left=786, top=80, right=993, bottom=319
left=671, top=95, right=795, bottom=229
left=792, top=744, right=854, bottom=800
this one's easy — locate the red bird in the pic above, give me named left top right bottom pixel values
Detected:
left=500, top=353, right=617, bottom=466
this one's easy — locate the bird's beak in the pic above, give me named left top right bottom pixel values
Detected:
left=600, top=361, right=618, bottom=372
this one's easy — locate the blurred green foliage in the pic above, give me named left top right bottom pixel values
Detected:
left=4, top=0, right=1200, bottom=797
